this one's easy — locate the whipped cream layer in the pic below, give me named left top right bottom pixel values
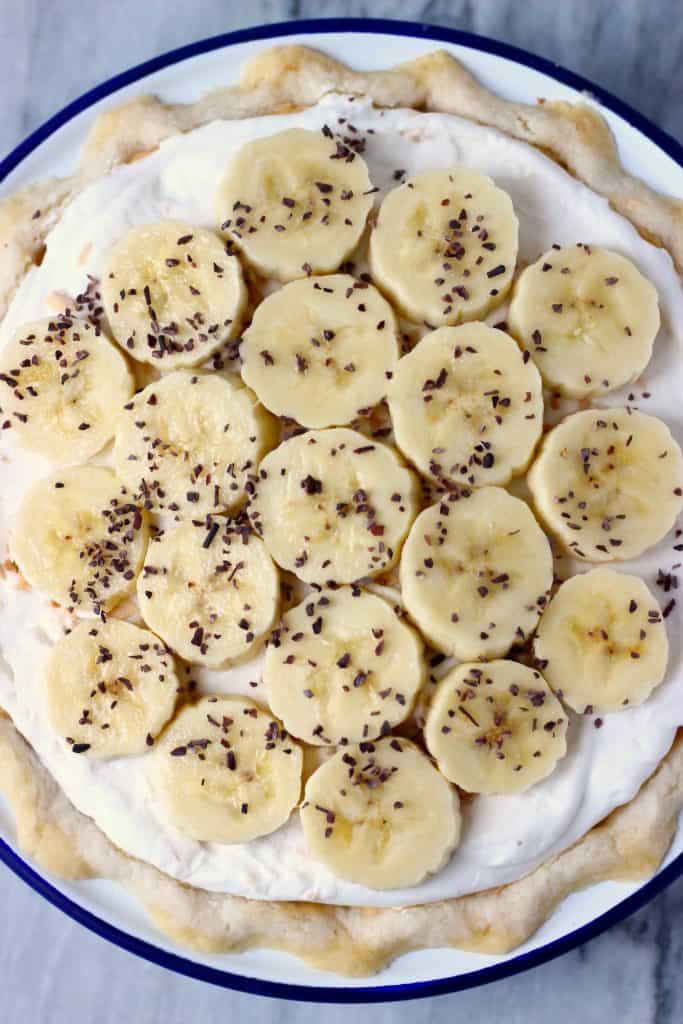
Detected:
left=0, top=94, right=682, bottom=908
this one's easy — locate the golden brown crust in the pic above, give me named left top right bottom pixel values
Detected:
left=3, top=44, right=682, bottom=325
left=0, top=713, right=680, bottom=975
left=1, top=43, right=682, bottom=976
left=0, top=178, right=75, bottom=321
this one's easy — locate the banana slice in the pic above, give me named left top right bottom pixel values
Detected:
left=528, top=408, right=683, bottom=562
left=369, top=168, right=518, bottom=327
left=240, top=274, right=399, bottom=428
left=153, top=696, right=303, bottom=843
left=300, top=736, right=460, bottom=889
left=264, top=586, right=424, bottom=746
left=389, top=323, right=542, bottom=488
left=400, top=487, right=553, bottom=659
left=249, top=427, right=419, bottom=584
left=137, top=518, right=279, bottom=668
left=216, top=128, right=374, bottom=281
left=424, top=660, right=567, bottom=795
left=101, top=220, right=246, bottom=369
left=11, top=466, right=148, bottom=615
left=43, top=619, right=178, bottom=757
left=0, top=315, right=133, bottom=463
left=534, top=568, right=668, bottom=713
left=508, top=245, right=660, bottom=398
left=113, top=370, right=275, bottom=518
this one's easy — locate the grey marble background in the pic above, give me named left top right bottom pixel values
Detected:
left=1, top=1, right=682, bottom=1020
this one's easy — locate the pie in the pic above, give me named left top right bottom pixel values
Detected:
left=1, top=44, right=682, bottom=977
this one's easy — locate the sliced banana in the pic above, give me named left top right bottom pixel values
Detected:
left=11, top=466, right=148, bottom=616
left=508, top=245, right=660, bottom=398
left=528, top=408, right=683, bottom=562
left=264, top=586, right=424, bottom=746
left=240, top=274, right=399, bottom=428
left=369, top=168, right=518, bottom=327
left=101, top=220, right=246, bottom=369
left=534, top=568, right=668, bottom=713
left=0, top=316, right=133, bottom=463
left=424, top=660, right=567, bottom=795
left=400, top=487, right=553, bottom=660
left=138, top=518, right=279, bottom=669
left=216, top=128, right=374, bottom=281
left=153, top=696, right=303, bottom=843
left=113, top=370, right=275, bottom=518
left=43, top=619, right=178, bottom=757
left=300, top=736, right=460, bottom=890
left=249, top=427, right=419, bottom=584
left=389, top=323, right=542, bottom=488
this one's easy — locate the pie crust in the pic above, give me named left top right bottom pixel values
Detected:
left=1, top=44, right=682, bottom=976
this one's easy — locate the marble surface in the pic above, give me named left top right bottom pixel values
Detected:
left=1, top=1, right=682, bottom=1020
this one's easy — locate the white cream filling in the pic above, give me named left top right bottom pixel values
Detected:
left=0, top=94, right=682, bottom=908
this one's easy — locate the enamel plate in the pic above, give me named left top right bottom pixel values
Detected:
left=1, top=17, right=682, bottom=1003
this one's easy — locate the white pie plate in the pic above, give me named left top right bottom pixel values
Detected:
left=1, top=16, right=682, bottom=1003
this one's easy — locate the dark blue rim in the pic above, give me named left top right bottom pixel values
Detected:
left=1, top=15, right=682, bottom=1004
left=3, top=16, right=683, bottom=178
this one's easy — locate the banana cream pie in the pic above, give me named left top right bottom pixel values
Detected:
left=0, top=45, right=682, bottom=975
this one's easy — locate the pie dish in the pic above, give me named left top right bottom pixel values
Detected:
left=1, top=20, right=683, bottom=997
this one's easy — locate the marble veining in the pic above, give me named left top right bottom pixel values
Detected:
left=1, top=1, right=682, bottom=1020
